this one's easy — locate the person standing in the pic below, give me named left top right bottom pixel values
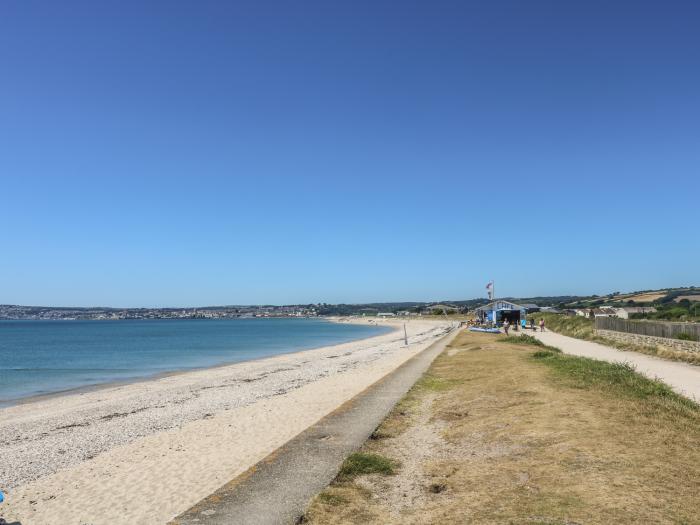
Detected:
left=503, top=318, right=510, bottom=335
left=539, top=318, right=546, bottom=332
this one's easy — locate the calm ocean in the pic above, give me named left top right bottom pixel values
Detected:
left=0, top=318, right=390, bottom=406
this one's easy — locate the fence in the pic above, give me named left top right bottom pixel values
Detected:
left=595, top=317, right=700, bottom=340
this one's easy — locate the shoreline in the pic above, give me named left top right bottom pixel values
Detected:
left=0, top=316, right=393, bottom=409
left=174, top=325, right=461, bottom=524
left=1, top=318, right=452, bottom=525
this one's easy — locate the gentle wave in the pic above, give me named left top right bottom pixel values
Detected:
left=0, top=318, right=390, bottom=404
left=1, top=368, right=139, bottom=372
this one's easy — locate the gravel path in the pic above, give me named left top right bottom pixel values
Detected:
left=520, top=329, right=700, bottom=401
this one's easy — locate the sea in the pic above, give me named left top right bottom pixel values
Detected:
left=0, top=318, right=390, bottom=406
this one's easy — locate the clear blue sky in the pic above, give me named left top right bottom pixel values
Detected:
left=1, top=1, right=698, bottom=307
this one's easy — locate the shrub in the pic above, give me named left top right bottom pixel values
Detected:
left=337, top=453, right=397, bottom=481
left=677, top=333, right=698, bottom=341
left=528, top=313, right=595, bottom=339
left=502, top=334, right=544, bottom=346
left=532, top=350, right=557, bottom=359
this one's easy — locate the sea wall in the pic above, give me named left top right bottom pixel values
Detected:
left=596, top=329, right=700, bottom=354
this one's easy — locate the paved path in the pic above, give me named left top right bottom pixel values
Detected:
left=519, top=329, right=700, bottom=402
left=171, top=326, right=461, bottom=525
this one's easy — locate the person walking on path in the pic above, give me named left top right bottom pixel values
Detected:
left=539, top=318, right=546, bottom=332
left=503, top=319, right=510, bottom=335
left=530, top=318, right=536, bottom=331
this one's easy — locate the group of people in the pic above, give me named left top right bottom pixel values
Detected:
left=502, top=317, right=545, bottom=335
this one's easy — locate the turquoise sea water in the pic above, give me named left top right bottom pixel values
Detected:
left=0, top=318, right=390, bottom=405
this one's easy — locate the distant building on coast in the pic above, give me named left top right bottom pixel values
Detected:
left=474, top=300, right=527, bottom=326
left=614, top=306, right=657, bottom=319
left=521, top=303, right=541, bottom=313
left=423, top=304, right=460, bottom=315
left=575, top=307, right=618, bottom=318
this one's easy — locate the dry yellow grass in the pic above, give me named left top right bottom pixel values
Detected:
left=623, top=292, right=667, bottom=303
left=675, top=295, right=700, bottom=303
left=304, top=332, right=700, bottom=525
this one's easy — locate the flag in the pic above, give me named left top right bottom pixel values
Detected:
left=486, top=281, right=493, bottom=299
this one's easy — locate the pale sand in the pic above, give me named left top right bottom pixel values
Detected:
left=0, top=318, right=453, bottom=525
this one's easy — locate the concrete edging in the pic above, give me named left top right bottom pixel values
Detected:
left=170, top=325, right=461, bottom=525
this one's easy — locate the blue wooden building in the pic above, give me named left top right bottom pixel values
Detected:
left=474, top=300, right=527, bottom=327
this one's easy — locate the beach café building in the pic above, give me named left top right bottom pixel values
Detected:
left=474, top=300, right=527, bottom=327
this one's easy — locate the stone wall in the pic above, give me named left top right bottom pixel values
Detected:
left=596, top=329, right=700, bottom=354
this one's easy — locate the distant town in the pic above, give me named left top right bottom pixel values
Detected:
left=0, top=304, right=321, bottom=321
left=1, top=286, right=697, bottom=321
left=0, top=303, right=467, bottom=320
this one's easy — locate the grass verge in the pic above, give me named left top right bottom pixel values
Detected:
left=532, top=352, right=695, bottom=407
left=304, top=330, right=700, bottom=525
left=530, top=312, right=700, bottom=365
left=528, top=343, right=698, bottom=414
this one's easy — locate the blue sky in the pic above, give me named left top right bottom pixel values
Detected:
left=1, top=1, right=698, bottom=307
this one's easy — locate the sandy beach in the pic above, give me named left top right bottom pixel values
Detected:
left=0, top=318, right=453, bottom=525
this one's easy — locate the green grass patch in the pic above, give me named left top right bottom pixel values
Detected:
left=416, top=372, right=458, bottom=392
left=532, top=350, right=558, bottom=359
left=531, top=352, right=698, bottom=411
left=503, top=334, right=562, bottom=354
left=502, top=334, right=545, bottom=346
left=527, top=313, right=595, bottom=339
left=527, top=313, right=700, bottom=366
left=337, top=453, right=397, bottom=481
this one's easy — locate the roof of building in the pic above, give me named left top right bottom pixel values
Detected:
left=426, top=304, right=458, bottom=310
left=593, top=308, right=617, bottom=315
left=543, top=308, right=563, bottom=313
left=475, top=300, right=526, bottom=312
left=616, top=306, right=658, bottom=313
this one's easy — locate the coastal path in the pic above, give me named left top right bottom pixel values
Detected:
left=520, top=329, right=700, bottom=402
